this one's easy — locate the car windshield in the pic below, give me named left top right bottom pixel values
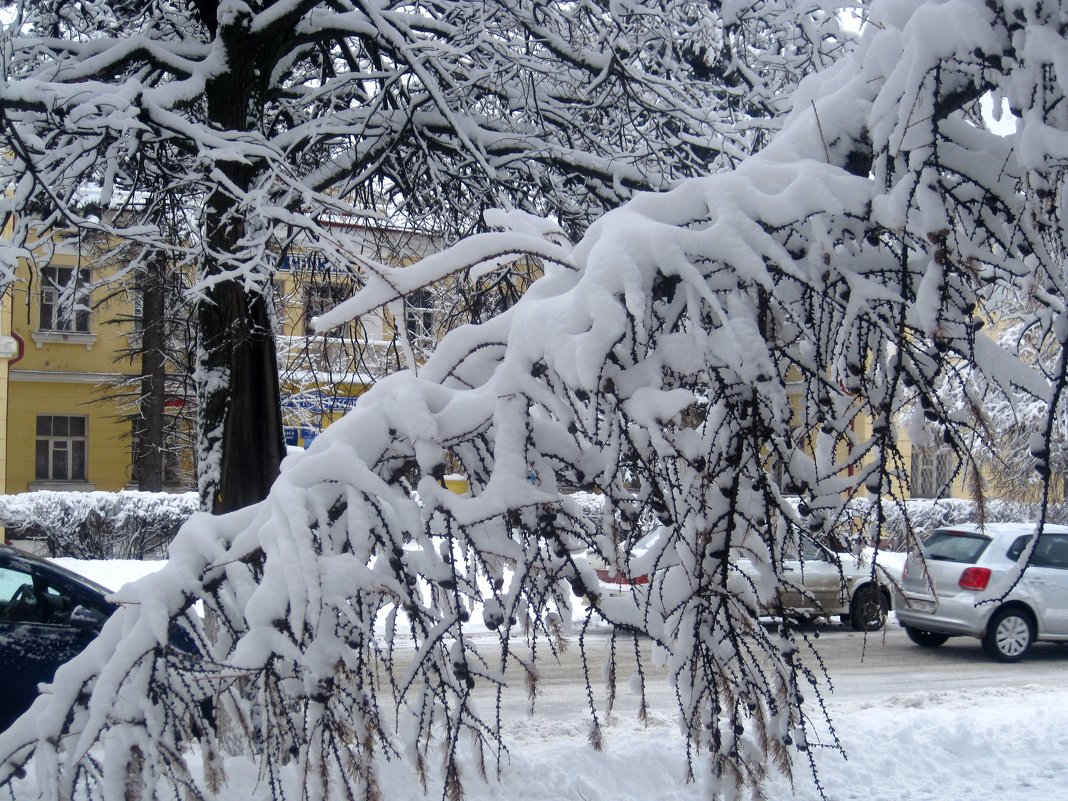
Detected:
left=628, top=526, right=665, bottom=554
left=799, top=537, right=830, bottom=562
left=1, top=548, right=114, bottom=596
left=923, top=530, right=991, bottom=564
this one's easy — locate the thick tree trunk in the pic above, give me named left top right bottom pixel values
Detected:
left=197, top=23, right=286, bottom=514
left=136, top=261, right=167, bottom=492
left=197, top=279, right=284, bottom=514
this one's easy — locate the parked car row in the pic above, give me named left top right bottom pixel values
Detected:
left=589, top=527, right=893, bottom=631
left=590, top=521, right=1068, bottom=663
left=3, top=520, right=1067, bottom=734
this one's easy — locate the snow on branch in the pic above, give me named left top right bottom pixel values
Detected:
left=1, top=1, right=1067, bottom=800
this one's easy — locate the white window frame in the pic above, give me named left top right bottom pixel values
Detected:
left=911, top=445, right=953, bottom=499
left=39, top=266, right=92, bottom=333
left=403, top=288, right=436, bottom=342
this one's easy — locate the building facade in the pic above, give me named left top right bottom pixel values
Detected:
left=6, top=239, right=139, bottom=493
left=0, top=222, right=973, bottom=503
left=2, top=224, right=447, bottom=494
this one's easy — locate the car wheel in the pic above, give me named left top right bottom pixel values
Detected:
left=849, top=584, right=888, bottom=631
left=904, top=626, right=949, bottom=648
left=982, top=607, right=1034, bottom=662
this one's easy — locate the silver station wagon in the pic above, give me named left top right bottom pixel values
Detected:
left=897, top=523, right=1068, bottom=661
left=592, top=527, right=892, bottom=630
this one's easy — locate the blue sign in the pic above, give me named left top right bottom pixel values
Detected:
left=278, top=253, right=329, bottom=273
left=282, top=391, right=360, bottom=414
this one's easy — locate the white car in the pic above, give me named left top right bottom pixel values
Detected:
left=589, top=527, right=892, bottom=630
left=897, top=523, right=1068, bottom=661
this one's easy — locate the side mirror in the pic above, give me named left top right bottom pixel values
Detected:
left=69, top=605, right=101, bottom=630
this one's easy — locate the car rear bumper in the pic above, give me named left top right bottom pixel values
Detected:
left=895, top=592, right=991, bottom=637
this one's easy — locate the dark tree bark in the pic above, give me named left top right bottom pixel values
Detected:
left=135, top=259, right=167, bottom=492
left=197, top=282, right=284, bottom=513
left=196, top=26, right=286, bottom=512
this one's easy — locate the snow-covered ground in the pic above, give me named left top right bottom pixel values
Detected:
left=375, top=683, right=1068, bottom=801
left=31, top=557, right=1067, bottom=801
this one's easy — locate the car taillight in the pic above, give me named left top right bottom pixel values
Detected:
left=594, top=567, right=649, bottom=586
left=958, top=567, right=991, bottom=591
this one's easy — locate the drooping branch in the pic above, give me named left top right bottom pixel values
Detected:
left=3, top=2, right=1068, bottom=801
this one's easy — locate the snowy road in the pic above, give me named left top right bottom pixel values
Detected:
left=458, top=618, right=1068, bottom=721
left=45, top=560, right=1068, bottom=799
left=801, top=620, right=1068, bottom=701
left=414, top=621, right=1068, bottom=801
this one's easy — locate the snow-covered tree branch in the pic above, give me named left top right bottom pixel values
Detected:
left=1, top=1, right=1067, bottom=800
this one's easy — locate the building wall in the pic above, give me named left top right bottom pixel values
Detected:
left=6, top=243, right=139, bottom=493
left=2, top=228, right=422, bottom=494
left=6, top=380, right=133, bottom=492
left=0, top=291, right=15, bottom=539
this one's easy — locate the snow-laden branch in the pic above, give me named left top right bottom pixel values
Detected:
left=3, top=1, right=1068, bottom=800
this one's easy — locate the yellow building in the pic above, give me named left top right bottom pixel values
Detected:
left=274, top=251, right=377, bottom=449
left=2, top=223, right=451, bottom=493
left=0, top=221, right=963, bottom=503
left=274, top=226, right=446, bottom=447
left=5, top=238, right=141, bottom=493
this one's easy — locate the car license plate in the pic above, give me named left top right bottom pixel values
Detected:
left=908, top=598, right=936, bottom=613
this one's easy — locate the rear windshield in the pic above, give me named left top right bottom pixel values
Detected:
left=922, top=530, right=991, bottom=564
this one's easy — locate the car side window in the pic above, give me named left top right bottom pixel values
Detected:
left=1006, top=535, right=1033, bottom=562
left=0, top=565, right=41, bottom=623
left=0, top=566, right=77, bottom=625
left=799, top=537, right=832, bottom=562
left=1032, top=535, right=1068, bottom=570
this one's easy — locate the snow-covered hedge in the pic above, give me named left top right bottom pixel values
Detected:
left=854, top=498, right=1068, bottom=551
left=0, top=491, right=198, bottom=559
left=572, top=491, right=1068, bottom=552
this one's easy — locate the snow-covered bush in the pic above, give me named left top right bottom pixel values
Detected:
left=0, top=491, right=198, bottom=559
left=850, top=498, right=1068, bottom=551
left=574, top=493, right=1068, bottom=553
left=1, top=2, right=1067, bottom=801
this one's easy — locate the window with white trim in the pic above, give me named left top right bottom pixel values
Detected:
left=303, top=282, right=351, bottom=335
left=35, top=415, right=88, bottom=482
left=403, top=288, right=435, bottom=342
left=911, top=446, right=953, bottom=499
left=40, top=266, right=92, bottom=333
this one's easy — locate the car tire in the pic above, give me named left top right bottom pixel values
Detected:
left=904, top=626, right=949, bottom=648
left=849, top=584, right=888, bottom=631
left=982, top=607, right=1034, bottom=662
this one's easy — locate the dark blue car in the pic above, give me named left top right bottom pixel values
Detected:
left=0, top=545, right=117, bottom=731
